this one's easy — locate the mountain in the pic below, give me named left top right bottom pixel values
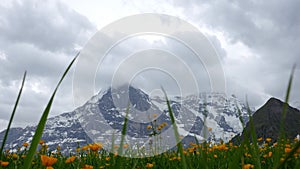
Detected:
left=0, top=85, right=251, bottom=154
left=232, top=97, right=300, bottom=143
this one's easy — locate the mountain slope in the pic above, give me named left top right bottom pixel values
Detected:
left=0, top=86, right=251, bottom=153
left=232, top=97, right=300, bottom=143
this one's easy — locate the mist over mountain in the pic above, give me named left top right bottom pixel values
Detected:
left=0, top=85, right=251, bottom=154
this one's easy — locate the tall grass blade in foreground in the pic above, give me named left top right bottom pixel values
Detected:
left=0, top=71, right=26, bottom=161
left=161, top=87, right=189, bottom=169
left=274, top=65, right=296, bottom=169
left=115, top=102, right=130, bottom=169
left=245, top=97, right=261, bottom=169
left=23, top=54, right=78, bottom=169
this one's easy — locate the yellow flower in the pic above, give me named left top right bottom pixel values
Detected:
left=123, top=144, right=129, bottom=149
left=12, top=153, right=18, bottom=160
left=105, top=157, right=110, bottom=161
left=265, top=138, right=272, bottom=142
left=243, top=164, right=254, bottom=169
left=268, top=151, right=273, bottom=157
left=213, top=154, right=218, bottom=158
left=41, top=155, right=57, bottom=168
left=208, top=127, right=212, bottom=131
left=89, top=143, right=102, bottom=151
left=285, top=147, right=292, bottom=153
left=82, top=145, right=89, bottom=151
left=257, top=137, right=263, bottom=142
left=65, top=156, right=76, bottom=164
left=147, top=125, right=152, bottom=129
left=297, top=147, right=300, bottom=153
left=162, top=122, right=168, bottom=127
left=39, top=140, right=45, bottom=145
left=146, top=163, right=154, bottom=168
left=217, top=144, right=227, bottom=151
left=81, top=164, right=93, bottom=169
left=23, top=142, right=29, bottom=147
left=56, top=146, right=61, bottom=151
left=0, top=161, right=9, bottom=167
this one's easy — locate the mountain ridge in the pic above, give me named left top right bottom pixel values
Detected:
left=232, top=97, right=300, bottom=143
left=0, top=85, right=251, bottom=154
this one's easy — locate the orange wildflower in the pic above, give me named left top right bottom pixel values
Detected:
left=146, top=163, right=154, bottom=168
left=82, top=164, right=93, bottom=169
left=285, top=147, right=292, bottom=153
left=41, top=155, right=57, bottom=168
left=65, top=156, right=76, bottom=164
left=1, top=161, right=9, bottom=167
left=297, top=147, right=300, bottom=153
left=243, top=164, right=254, bottom=169
left=23, top=142, right=29, bottom=147
left=123, top=144, right=129, bottom=149
left=39, top=140, right=45, bottom=145
left=89, top=143, right=102, bottom=151
left=268, top=151, right=273, bottom=157
left=12, top=153, right=18, bottom=160
left=265, top=138, right=272, bottom=142
left=82, top=145, right=89, bottom=151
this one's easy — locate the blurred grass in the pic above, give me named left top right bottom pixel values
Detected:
left=162, top=87, right=189, bottom=169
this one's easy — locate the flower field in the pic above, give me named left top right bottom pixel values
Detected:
left=1, top=137, right=300, bottom=169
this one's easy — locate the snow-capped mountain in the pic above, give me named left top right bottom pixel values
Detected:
left=0, top=85, right=251, bottom=154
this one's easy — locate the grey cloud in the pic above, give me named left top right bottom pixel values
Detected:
left=0, top=0, right=96, bottom=130
left=0, top=0, right=95, bottom=53
left=172, top=0, right=300, bottom=106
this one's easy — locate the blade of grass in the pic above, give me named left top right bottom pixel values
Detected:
left=245, top=97, right=261, bottom=169
left=118, top=102, right=130, bottom=156
left=274, top=65, right=296, bottom=169
left=235, top=102, right=254, bottom=169
left=115, top=102, right=130, bottom=169
left=0, top=71, right=26, bottom=160
left=23, top=54, right=78, bottom=169
left=161, top=87, right=189, bottom=169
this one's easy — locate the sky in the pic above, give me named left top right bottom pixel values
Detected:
left=0, top=0, right=300, bottom=131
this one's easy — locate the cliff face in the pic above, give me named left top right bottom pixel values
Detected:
left=232, top=98, right=300, bottom=143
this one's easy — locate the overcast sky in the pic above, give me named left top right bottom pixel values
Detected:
left=0, top=0, right=299, bottom=131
